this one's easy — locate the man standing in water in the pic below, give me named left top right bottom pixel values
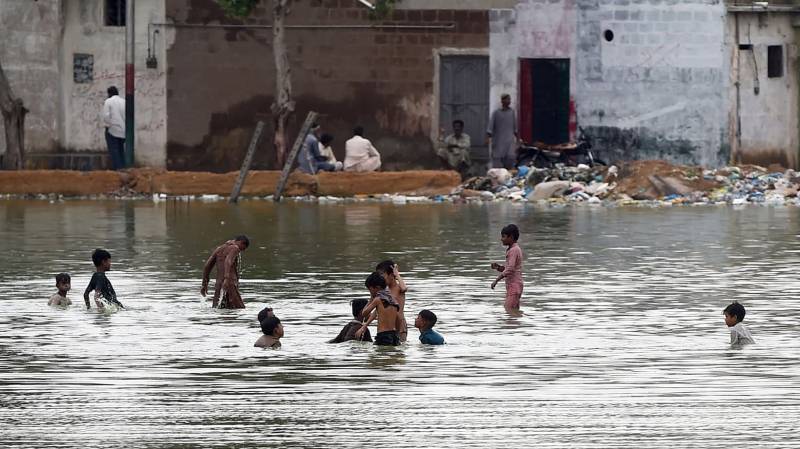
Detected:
left=486, top=93, right=519, bottom=169
left=201, top=235, right=250, bottom=309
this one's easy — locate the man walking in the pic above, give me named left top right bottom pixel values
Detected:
left=102, top=86, right=126, bottom=170
left=486, top=93, right=518, bottom=169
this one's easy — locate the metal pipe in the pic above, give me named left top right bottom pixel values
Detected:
left=125, top=0, right=135, bottom=167
left=147, top=22, right=455, bottom=30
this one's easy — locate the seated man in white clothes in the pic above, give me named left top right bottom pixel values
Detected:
left=344, top=126, right=381, bottom=172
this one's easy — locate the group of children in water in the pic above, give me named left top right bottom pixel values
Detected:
left=46, top=223, right=755, bottom=348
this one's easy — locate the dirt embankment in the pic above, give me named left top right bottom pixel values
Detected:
left=0, top=169, right=462, bottom=197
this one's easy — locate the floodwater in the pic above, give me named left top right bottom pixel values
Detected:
left=1, top=199, right=799, bottom=448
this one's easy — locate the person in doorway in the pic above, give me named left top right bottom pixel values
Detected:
left=486, top=93, right=519, bottom=169
left=83, top=249, right=125, bottom=310
left=491, top=224, right=523, bottom=315
left=255, top=316, right=284, bottom=349
left=344, top=126, right=381, bottom=172
left=48, top=273, right=72, bottom=307
left=437, top=119, right=472, bottom=178
left=201, top=235, right=250, bottom=309
left=299, top=123, right=340, bottom=174
left=415, top=309, right=445, bottom=345
left=723, top=302, right=755, bottom=346
left=102, top=86, right=126, bottom=170
left=355, top=272, right=401, bottom=346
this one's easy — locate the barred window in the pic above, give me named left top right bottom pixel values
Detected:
left=106, top=0, right=126, bottom=27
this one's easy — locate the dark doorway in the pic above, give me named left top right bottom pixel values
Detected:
left=519, top=58, right=570, bottom=144
left=439, top=55, right=490, bottom=167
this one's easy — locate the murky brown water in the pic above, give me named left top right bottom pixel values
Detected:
left=1, top=199, right=799, bottom=447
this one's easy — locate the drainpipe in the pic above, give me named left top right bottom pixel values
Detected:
left=125, top=0, right=135, bottom=167
left=733, top=12, right=741, bottom=166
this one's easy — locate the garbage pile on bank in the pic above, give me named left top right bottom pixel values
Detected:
left=451, top=160, right=800, bottom=206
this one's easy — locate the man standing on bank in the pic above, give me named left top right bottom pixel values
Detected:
left=102, top=86, right=126, bottom=170
left=486, top=93, right=519, bottom=169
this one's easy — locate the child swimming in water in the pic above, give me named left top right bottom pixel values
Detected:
left=415, top=309, right=445, bottom=345
left=376, top=260, right=408, bottom=341
left=491, top=224, right=523, bottom=314
left=255, top=316, right=284, bottom=349
left=724, top=302, right=754, bottom=346
left=83, top=249, right=124, bottom=310
left=328, top=298, right=372, bottom=343
left=356, top=272, right=402, bottom=346
left=48, top=273, right=72, bottom=307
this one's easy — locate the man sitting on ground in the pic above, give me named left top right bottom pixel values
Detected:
left=344, top=126, right=381, bottom=172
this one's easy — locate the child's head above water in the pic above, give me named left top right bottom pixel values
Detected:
left=257, top=306, right=274, bottom=324
left=91, top=249, right=112, bottom=270
left=351, top=298, right=368, bottom=319
left=415, top=309, right=437, bottom=330
left=55, top=273, right=71, bottom=293
left=375, top=260, right=395, bottom=276
left=723, top=302, right=746, bottom=327
left=365, top=271, right=387, bottom=296
left=501, top=224, right=520, bottom=244
left=234, top=235, right=250, bottom=250
left=260, top=316, right=283, bottom=338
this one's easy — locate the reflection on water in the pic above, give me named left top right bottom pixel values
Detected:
left=1, top=200, right=799, bottom=447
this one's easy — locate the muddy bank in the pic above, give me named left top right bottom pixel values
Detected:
left=0, top=169, right=461, bottom=198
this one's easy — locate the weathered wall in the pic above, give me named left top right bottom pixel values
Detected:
left=491, top=0, right=729, bottom=167
left=727, top=12, right=799, bottom=168
left=60, top=0, right=168, bottom=167
left=0, top=0, right=63, bottom=155
left=165, top=0, right=489, bottom=172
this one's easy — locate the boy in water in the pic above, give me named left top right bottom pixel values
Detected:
left=255, top=316, right=284, bottom=349
left=48, top=273, right=72, bottom=307
left=376, top=260, right=408, bottom=341
left=724, top=302, right=755, bottom=346
left=355, top=272, right=401, bottom=346
left=415, top=309, right=445, bottom=345
left=83, top=249, right=124, bottom=310
left=491, top=224, right=523, bottom=314
left=328, top=298, right=372, bottom=343
left=201, top=235, right=250, bottom=309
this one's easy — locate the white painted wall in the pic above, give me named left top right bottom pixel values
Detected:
left=727, top=12, right=799, bottom=167
left=60, top=0, right=168, bottom=167
left=0, top=0, right=62, bottom=155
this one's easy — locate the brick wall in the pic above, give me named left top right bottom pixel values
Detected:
left=166, top=0, right=488, bottom=171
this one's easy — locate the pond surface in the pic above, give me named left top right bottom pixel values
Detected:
left=1, top=199, right=799, bottom=448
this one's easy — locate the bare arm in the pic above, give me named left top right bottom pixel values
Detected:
left=83, top=276, right=96, bottom=309
left=355, top=299, right=379, bottom=338
left=393, top=264, right=408, bottom=293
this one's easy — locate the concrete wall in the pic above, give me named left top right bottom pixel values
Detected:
left=60, top=0, right=168, bottom=167
left=727, top=12, right=799, bottom=168
left=0, top=0, right=63, bottom=155
left=165, top=0, right=489, bottom=172
left=491, top=0, right=730, bottom=167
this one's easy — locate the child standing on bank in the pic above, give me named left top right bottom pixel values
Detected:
left=83, top=249, right=125, bottom=310
left=491, top=224, right=523, bottom=314
left=48, top=273, right=72, bottom=307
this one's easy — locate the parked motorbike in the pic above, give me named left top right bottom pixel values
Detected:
left=516, top=128, right=606, bottom=168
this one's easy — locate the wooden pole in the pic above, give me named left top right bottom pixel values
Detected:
left=274, top=111, right=317, bottom=202
left=229, top=120, right=265, bottom=203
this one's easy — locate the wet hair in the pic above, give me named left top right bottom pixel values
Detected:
left=452, top=119, right=464, bottom=128
left=92, top=249, right=111, bottom=267
left=353, top=126, right=364, bottom=137
left=55, top=273, right=71, bottom=284
left=320, top=133, right=334, bottom=146
left=365, top=272, right=387, bottom=290
left=234, top=235, right=250, bottom=248
left=260, top=316, right=282, bottom=336
left=501, top=224, right=520, bottom=241
left=351, top=298, right=368, bottom=319
left=107, top=86, right=119, bottom=97
left=257, top=306, right=274, bottom=324
left=419, top=309, right=437, bottom=327
left=723, top=302, right=746, bottom=323
left=375, top=260, right=395, bottom=276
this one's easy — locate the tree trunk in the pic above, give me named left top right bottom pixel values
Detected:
left=0, top=61, right=27, bottom=170
left=271, top=0, right=295, bottom=168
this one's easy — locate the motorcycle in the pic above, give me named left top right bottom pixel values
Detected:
left=515, top=128, right=606, bottom=168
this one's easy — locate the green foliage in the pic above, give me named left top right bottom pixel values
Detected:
left=218, top=0, right=260, bottom=18
left=371, top=0, right=399, bottom=20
